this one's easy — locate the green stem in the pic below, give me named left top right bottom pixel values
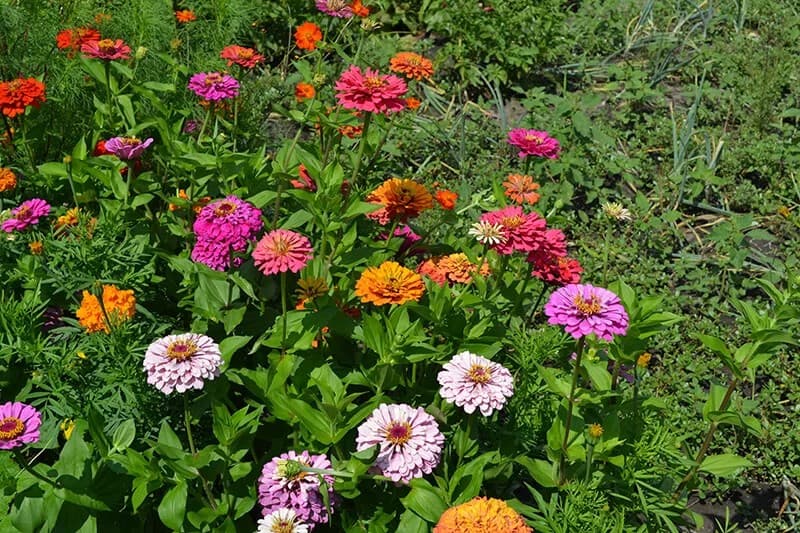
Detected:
left=559, top=336, right=586, bottom=485
left=527, top=284, right=548, bottom=324
left=584, top=442, right=595, bottom=483
left=349, top=112, right=372, bottom=188
left=13, top=450, right=58, bottom=487
left=281, top=271, right=288, bottom=356
left=184, top=395, right=218, bottom=510
left=65, top=159, right=79, bottom=206
left=601, top=224, right=612, bottom=287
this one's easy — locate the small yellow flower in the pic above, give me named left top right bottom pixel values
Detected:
left=637, top=352, right=652, bottom=368
left=60, top=419, right=76, bottom=440
left=29, top=241, right=43, bottom=255
left=77, top=351, right=88, bottom=360
left=777, top=206, right=791, bottom=219
left=588, top=423, right=604, bottom=439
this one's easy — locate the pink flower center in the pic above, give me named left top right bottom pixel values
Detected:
left=500, top=215, right=523, bottom=229
left=166, top=340, right=198, bottom=361
left=468, top=364, right=492, bottom=384
left=204, top=73, right=223, bottom=86
left=573, top=293, right=602, bottom=315
left=385, top=421, right=412, bottom=445
left=97, top=39, right=116, bottom=53
left=214, top=201, right=237, bottom=217
left=524, top=133, right=543, bottom=144
left=0, top=417, right=24, bottom=440
left=364, top=76, right=386, bottom=89
left=15, top=206, right=30, bottom=220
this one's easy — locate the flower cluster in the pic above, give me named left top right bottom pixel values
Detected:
left=191, top=196, right=263, bottom=271
left=76, top=284, right=136, bottom=333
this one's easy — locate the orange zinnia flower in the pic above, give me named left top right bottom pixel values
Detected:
left=405, top=97, right=421, bottom=110
left=435, top=189, right=458, bottom=210
left=390, top=52, right=434, bottom=81
left=502, top=174, right=540, bottom=205
left=175, top=10, right=196, bottom=23
left=355, top=261, right=425, bottom=306
left=434, top=497, right=532, bottom=533
left=0, top=167, right=17, bottom=192
left=350, top=0, right=370, bottom=17
left=295, top=22, right=323, bottom=51
left=366, top=178, right=433, bottom=225
left=0, top=78, right=46, bottom=118
left=338, top=124, right=362, bottom=138
left=417, top=258, right=448, bottom=286
left=76, top=284, right=136, bottom=334
left=56, top=27, right=101, bottom=52
left=438, top=253, right=490, bottom=283
left=220, top=45, right=264, bottom=69
left=295, top=82, right=316, bottom=102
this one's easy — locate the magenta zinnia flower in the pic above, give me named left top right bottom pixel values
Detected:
left=104, top=136, right=154, bottom=160
left=335, top=65, right=407, bottom=115
left=0, top=401, right=41, bottom=449
left=143, top=333, right=222, bottom=394
left=187, top=72, right=240, bottom=101
left=193, top=196, right=263, bottom=247
left=437, top=351, right=514, bottom=416
left=191, top=239, right=241, bottom=271
left=544, top=284, right=629, bottom=341
left=2, top=198, right=51, bottom=233
left=252, top=229, right=313, bottom=276
left=81, top=38, right=131, bottom=60
left=356, top=403, right=445, bottom=484
left=479, top=206, right=546, bottom=255
left=316, top=0, right=354, bottom=18
left=258, top=450, right=335, bottom=528
left=507, top=128, right=561, bottom=159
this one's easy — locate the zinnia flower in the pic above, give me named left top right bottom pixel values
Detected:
left=335, top=65, right=407, bottom=114
left=193, top=196, right=263, bottom=247
left=351, top=0, right=370, bottom=17
left=76, top=284, right=136, bottom=333
left=295, top=22, right=323, bottom=51
left=479, top=206, right=546, bottom=255
left=389, top=52, right=434, bottom=81
left=191, top=238, right=242, bottom=271
left=295, top=277, right=329, bottom=309
left=507, top=128, right=560, bottom=159
left=0, top=77, right=46, bottom=118
left=434, top=497, right=532, bottom=533
left=405, top=97, right=421, bottom=110
left=81, top=38, right=131, bottom=60
left=0, top=167, right=17, bottom=192
left=417, top=258, right=448, bottom=286
left=258, top=450, right=335, bottom=527
left=220, top=45, right=264, bottom=69
left=544, top=283, right=629, bottom=341
left=434, top=189, right=458, bottom=210
left=143, top=333, right=222, bottom=394
left=2, top=198, right=50, bottom=233
left=104, top=136, right=154, bottom=160
left=355, top=261, right=425, bottom=305
left=530, top=255, right=582, bottom=286
left=355, top=403, right=445, bottom=484
left=257, top=509, right=309, bottom=533
left=602, top=201, right=632, bottom=222
left=291, top=164, right=317, bottom=191
left=0, top=402, right=41, bottom=450
left=365, top=178, right=433, bottom=225
left=252, top=229, right=313, bottom=276
left=438, top=352, right=514, bottom=416
left=437, top=253, right=490, bottom=284
left=56, top=27, right=101, bottom=52
left=316, top=0, right=353, bottom=17
left=188, top=72, right=240, bottom=101
left=502, top=174, right=540, bottom=205
left=175, top=10, right=197, bottom=23
left=378, top=224, right=422, bottom=256
left=295, top=82, right=316, bottom=103
left=468, top=221, right=506, bottom=246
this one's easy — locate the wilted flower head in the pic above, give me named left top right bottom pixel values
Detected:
left=602, top=201, right=632, bottom=221
left=355, top=261, right=425, bottom=305
left=0, top=77, right=46, bottom=118
left=252, top=229, right=314, bottom=276
left=356, top=403, right=445, bottom=484
left=81, top=38, right=131, bottom=60
left=1, top=198, right=50, bottom=233
left=220, top=45, right=264, bottom=69
left=188, top=72, right=240, bottom=101
left=389, top=52, right=434, bottom=81
left=438, top=351, right=514, bottom=416
left=104, top=136, right=154, bottom=160
left=316, top=0, right=353, bottom=17
left=434, top=497, right=532, bottom=533
left=507, top=128, right=560, bottom=159
left=0, top=402, right=41, bottom=450
left=143, top=333, right=222, bottom=394
left=544, top=283, right=629, bottom=341
left=335, top=65, right=407, bottom=114
left=291, top=164, right=317, bottom=192
left=257, top=509, right=309, bottom=533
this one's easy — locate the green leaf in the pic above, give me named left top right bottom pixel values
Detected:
left=111, top=420, right=136, bottom=452
left=400, top=478, right=448, bottom=523
left=396, top=509, right=429, bottom=533
left=219, top=335, right=251, bottom=365
left=537, top=364, right=570, bottom=398
left=515, top=456, right=557, bottom=488
left=582, top=358, right=612, bottom=391
left=158, top=481, right=187, bottom=530
left=699, top=454, right=752, bottom=477
left=158, top=420, right=182, bottom=450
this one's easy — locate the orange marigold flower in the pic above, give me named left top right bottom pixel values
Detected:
left=0, top=77, right=46, bottom=118
left=434, top=497, right=532, bottom=533
left=435, top=189, right=458, bottom=210
left=56, top=27, right=101, bottom=52
left=175, top=10, right=197, bottom=23
left=220, top=45, right=264, bottom=69
left=503, top=174, right=540, bottom=205
left=295, top=82, right=316, bottom=102
left=405, top=97, right=421, bottom=110
left=295, top=22, right=323, bottom=51
left=355, top=261, right=425, bottom=306
left=76, top=284, right=136, bottom=334
left=338, top=124, right=362, bottom=138
left=0, top=167, right=17, bottom=192
left=351, top=0, right=370, bottom=17
left=389, top=52, right=434, bottom=81
left=438, top=253, right=490, bottom=284
left=366, top=178, right=433, bottom=225
left=29, top=241, right=43, bottom=255
left=55, top=207, right=80, bottom=230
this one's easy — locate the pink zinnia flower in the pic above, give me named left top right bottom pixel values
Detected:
left=0, top=401, right=41, bottom=450
left=290, top=164, right=317, bottom=192
left=355, top=403, right=445, bottom=484
left=104, top=136, right=154, bottom=160
left=258, top=450, right=335, bottom=528
left=438, top=352, right=514, bottom=416
left=143, top=333, right=222, bottom=394
left=81, top=38, right=131, bottom=60
left=219, top=45, right=265, bottom=69
left=316, top=0, right=354, bottom=18
left=335, top=65, right=407, bottom=115
left=2, top=198, right=51, bottom=233
left=191, top=239, right=241, bottom=271
left=252, top=229, right=313, bottom=276
left=193, top=196, right=263, bottom=246
left=187, top=72, right=240, bottom=101
left=507, top=128, right=561, bottom=159
left=530, top=255, right=583, bottom=286
left=544, top=283, right=629, bottom=341
left=479, top=206, right=546, bottom=255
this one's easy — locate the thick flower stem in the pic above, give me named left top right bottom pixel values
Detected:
left=13, top=450, right=58, bottom=488
left=350, top=111, right=372, bottom=188
left=280, top=271, right=288, bottom=356
left=559, top=336, right=586, bottom=486
left=527, top=284, right=548, bottom=324
left=601, top=224, right=612, bottom=287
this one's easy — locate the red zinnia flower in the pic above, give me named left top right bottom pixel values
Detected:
left=351, top=0, right=370, bottom=17
left=295, top=82, right=316, bottom=102
left=295, top=22, right=323, bottom=51
left=56, top=28, right=101, bottom=52
left=220, top=45, right=264, bottom=69
left=0, top=78, right=46, bottom=118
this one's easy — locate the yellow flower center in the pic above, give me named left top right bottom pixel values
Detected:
left=271, top=236, right=290, bottom=256
left=237, top=48, right=253, bottom=59
left=166, top=340, right=198, bottom=361
left=214, top=201, right=237, bottom=217
left=0, top=417, right=24, bottom=440
left=385, top=421, right=412, bottom=445
left=468, top=364, right=492, bottom=384
left=97, top=39, right=116, bottom=53
left=364, top=76, right=385, bottom=89
left=524, top=133, right=543, bottom=144
left=271, top=521, right=295, bottom=533
left=328, top=0, right=348, bottom=9
left=205, top=73, right=223, bottom=86
left=573, top=294, right=602, bottom=315
left=501, top=215, right=524, bottom=229
left=121, top=137, right=140, bottom=146
left=15, top=206, right=30, bottom=220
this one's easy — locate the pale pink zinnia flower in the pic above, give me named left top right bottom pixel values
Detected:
left=507, top=128, right=561, bottom=159
left=252, top=229, right=313, bottom=276
left=355, top=403, right=445, bottom=484
left=479, top=206, right=546, bottom=255
left=258, top=450, right=335, bottom=528
left=544, top=283, right=629, bottom=341
left=334, top=65, right=407, bottom=115
left=316, top=0, right=354, bottom=18
left=81, top=38, right=131, bottom=60
left=0, top=401, right=41, bottom=450
left=2, top=198, right=51, bottom=233
left=104, top=136, right=154, bottom=160
left=143, top=333, right=222, bottom=394
left=187, top=72, right=240, bottom=101
left=257, top=508, right=309, bottom=533
left=437, top=351, right=514, bottom=416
